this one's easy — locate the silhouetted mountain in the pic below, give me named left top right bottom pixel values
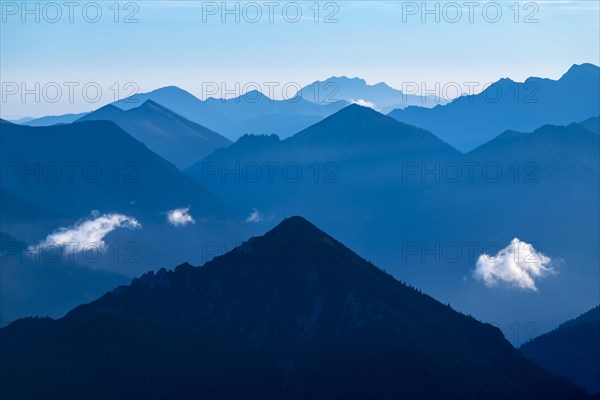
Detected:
left=389, top=63, right=600, bottom=151
left=1, top=120, right=230, bottom=221
left=286, top=103, right=456, bottom=158
left=112, top=86, right=349, bottom=140
left=187, top=109, right=599, bottom=335
left=187, top=104, right=459, bottom=227
left=0, top=216, right=585, bottom=399
left=0, top=120, right=245, bottom=276
left=299, top=76, right=446, bottom=111
left=77, top=100, right=231, bottom=169
left=23, top=111, right=88, bottom=126
left=520, top=305, right=600, bottom=394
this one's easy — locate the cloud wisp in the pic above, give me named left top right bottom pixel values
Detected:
left=246, top=208, right=263, bottom=223
left=350, top=99, right=378, bottom=110
left=473, top=238, right=555, bottom=291
left=29, top=212, right=141, bottom=254
left=167, top=207, right=195, bottom=226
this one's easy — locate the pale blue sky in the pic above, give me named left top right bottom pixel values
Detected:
left=1, top=0, right=598, bottom=119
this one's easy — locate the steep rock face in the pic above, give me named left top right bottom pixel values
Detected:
left=1, top=217, right=584, bottom=399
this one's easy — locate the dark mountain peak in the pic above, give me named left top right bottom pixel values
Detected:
left=0, top=118, right=13, bottom=124
left=260, top=215, right=324, bottom=241
left=231, top=215, right=350, bottom=266
left=0, top=214, right=586, bottom=399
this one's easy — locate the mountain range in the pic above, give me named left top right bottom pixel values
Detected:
left=0, top=119, right=248, bottom=276
left=298, top=76, right=446, bottom=111
left=185, top=104, right=600, bottom=336
left=76, top=100, right=231, bottom=169
left=0, top=217, right=586, bottom=399
left=11, top=73, right=445, bottom=136
left=2, top=65, right=598, bottom=356
left=112, top=86, right=349, bottom=140
left=389, top=63, right=600, bottom=151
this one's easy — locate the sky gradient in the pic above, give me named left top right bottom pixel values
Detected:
left=1, top=0, right=598, bottom=119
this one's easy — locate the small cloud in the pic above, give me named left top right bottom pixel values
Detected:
left=246, top=208, right=263, bottom=223
left=167, top=207, right=195, bottom=226
left=473, top=238, right=555, bottom=291
left=30, top=212, right=140, bottom=254
left=350, top=99, right=378, bottom=110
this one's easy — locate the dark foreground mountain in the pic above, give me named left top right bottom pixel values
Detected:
left=77, top=100, right=231, bottom=169
left=0, top=217, right=584, bottom=399
left=520, top=305, right=600, bottom=394
left=389, top=63, right=600, bottom=151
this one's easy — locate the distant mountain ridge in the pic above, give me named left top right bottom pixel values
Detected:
left=111, top=86, right=349, bottom=140
left=77, top=100, right=231, bottom=169
left=0, top=216, right=586, bottom=399
left=22, top=111, right=88, bottom=126
left=298, top=76, right=446, bottom=111
left=389, top=63, right=600, bottom=151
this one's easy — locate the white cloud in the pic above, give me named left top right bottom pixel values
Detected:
left=246, top=208, right=263, bottom=223
left=473, top=238, right=555, bottom=291
left=167, top=207, right=195, bottom=226
left=30, top=212, right=140, bottom=254
left=350, top=99, right=378, bottom=110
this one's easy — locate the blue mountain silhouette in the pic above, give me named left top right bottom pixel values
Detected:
left=389, top=63, right=600, bottom=151
left=77, top=100, right=231, bottom=169
left=0, top=216, right=585, bottom=399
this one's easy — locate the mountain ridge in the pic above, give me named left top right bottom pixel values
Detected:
left=0, top=216, right=586, bottom=399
